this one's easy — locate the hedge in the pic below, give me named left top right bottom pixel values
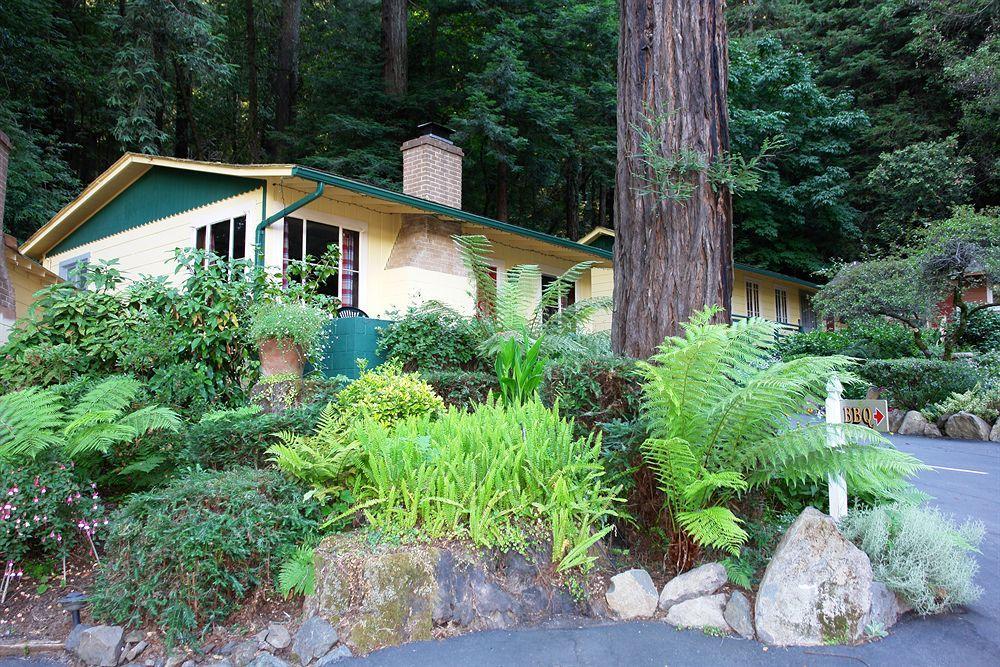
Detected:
left=857, top=358, right=980, bottom=411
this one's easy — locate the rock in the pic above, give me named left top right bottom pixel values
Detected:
left=605, top=569, right=658, bottom=619
left=724, top=591, right=755, bottom=639
left=76, top=626, right=125, bottom=667
left=754, top=507, right=873, bottom=646
left=204, top=662, right=234, bottom=667
left=181, top=661, right=197, bottom=667
left=865, top=581, right=906, bottom=631
left=923, top=422, right=943, bottom=438
left=990, top=420, right=1000, bottom=443
left=897, top=411, right=928, bottom=436
left=247, top=655, right=290, bottom=667
left=218, top=641, right=239, bottom=656
left=229, top=640, right=261, bottom=667
left=664, top=594, right=730, bottom=632
left=66, top=623, right=92, bottom=652
left=658, top=562, right=728, bottom=610
left=292, top=617, right=339, bottom=665
left=124, top=631, right=145, bottom=644
left=887, top=409, right=905, bottom=433
left=164, top=655, right=186, bottom=667
left=266, top=623, right=291, bottom=650
left=314, top=646, right=353, bottom=666
left=945, top=412, right=992, bottom=441
left=125, top=641, right=149, bottom=662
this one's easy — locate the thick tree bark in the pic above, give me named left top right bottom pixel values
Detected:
left=381, top=0, right=408, bottom=96
left=612, top=0, right=733, bottom=358
left=245, top=0, right=261, bottom=161
left=274, top=0, right=302, bottom=160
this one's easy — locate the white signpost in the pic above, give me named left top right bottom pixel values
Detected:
left=825, top=375, right=849, bottom=520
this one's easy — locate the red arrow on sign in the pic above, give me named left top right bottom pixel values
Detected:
left=873, top=408, right=885, bottom=424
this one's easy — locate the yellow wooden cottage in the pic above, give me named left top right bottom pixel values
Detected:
left=19, top=124, right=819, bottom=356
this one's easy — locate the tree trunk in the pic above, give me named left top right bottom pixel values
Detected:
left=612, top=0, right=733, bottom=358
left=274, top=0, right=302, bottom=160
left=496, top=161, right=509, bottom=221
left=245, top=0, right=261, bottom=161
left=564, top=159, right=580, bottom=240
left=381, top=0, right=408, bottom=96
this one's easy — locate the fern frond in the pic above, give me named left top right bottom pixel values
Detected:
left=276, top=545, right=316, bottom=598
left=676, top=506, right=748, bottom=555
left=0, top=387, right=64, bottom=460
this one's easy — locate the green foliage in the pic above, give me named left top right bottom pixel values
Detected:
left=953, top=308, right=1000, bottom=354
left=0, top=454, right=106, bottom=565
left=923, top=385, right=1000, bottom=423
left=495, top=336, right=545, bottom=405
left=541, top=354, right=643, bottom=435
left=778, top=320, right=922, bottom=361
left=276, top=544, right=317, bottom=599
left=334, top=363, right=444, bottom=428
left=420, top=370, right=499, bottom=409
left=346, top=398, right=622, bottom=571
left=640, top=309, right=926, bottom=559
left=376, top=303, right=480, bottom=370
left=840, top=503, right=985, bottom=615
left=248, top=303, right=329, bottom=352
left=857, top=359, right=980, bottom=411
left=90, top=468, right=320, bottom=646
left=0, top=376, right=180, bottom=465
left=720, top=507, right=796, bottom=589
left=268, top=404, right=361, bottom=502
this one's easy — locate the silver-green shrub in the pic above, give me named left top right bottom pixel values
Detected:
left=840, top=503, right=984, bottom=615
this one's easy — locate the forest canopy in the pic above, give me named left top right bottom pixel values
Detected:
left=0, top=0, right=995, bottom=279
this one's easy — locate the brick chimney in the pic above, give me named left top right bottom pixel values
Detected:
left=400, top=122, right=464, bottom=209
left=0, top=129, right=16, bottom=333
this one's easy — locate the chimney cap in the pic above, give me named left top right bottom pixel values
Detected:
left=416, top=122, right=455, bottom=144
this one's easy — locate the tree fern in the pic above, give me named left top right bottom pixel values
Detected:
left=640, top=309, right=927, bottom=567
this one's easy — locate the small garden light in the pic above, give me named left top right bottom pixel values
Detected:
left=58, top=591, right=89, bottom=626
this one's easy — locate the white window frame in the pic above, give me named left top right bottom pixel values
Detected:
left=280, top=209, right=369, bottom=309
left=189, top=202, right=255, bottom=261
left=775, top=287, right=789, bottom=323
left=745, top=280, right=761, bottom=318
left=58, top=253, right=91, bottom=288
left=540, top=271, right=578, bottom=318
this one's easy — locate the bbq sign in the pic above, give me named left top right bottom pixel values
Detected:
left=840, top=399, right=890, bottom=432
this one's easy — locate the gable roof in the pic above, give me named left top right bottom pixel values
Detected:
left=22, top=154, right=609, bottom=264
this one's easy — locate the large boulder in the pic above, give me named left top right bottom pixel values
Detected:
left=923, top=422, right=943, bottom=438
left=897, top=411, right=928, bottom=436
left=663, top=594, right=730, bottom=632
left=657, top=562, right=727, bottom=610
left=990, top=420, right=1000, bottom=443
left=755, top=507, right=873, bottom=646
left=887, top=409, right=905, bottom=433
left=74, top=626, right=124, bottom=667
left=945, top=412, right=992, bottom=441
left=606, top=569, right=658, bottom=619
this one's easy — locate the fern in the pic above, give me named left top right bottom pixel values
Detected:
left=276, top=545, right=317, bottom=598
left=641, top=309, right=928, bottom=565
left=268, top=403, right=361, bottom=501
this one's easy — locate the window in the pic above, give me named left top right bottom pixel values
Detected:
left=283, top=217, right=362, bottom=308
left=745, top=281, right=760, bottom=318
left=58, top=254, right=90, bottom=288
left=195, top=216, right=247, bottom=261
left=541, top=274, right=576, bottom=321
left=775, top=288, right=789, bottom=323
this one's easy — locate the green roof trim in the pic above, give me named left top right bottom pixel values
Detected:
left=291, top=165, right=610, bottom=261
left=735, top=263, right=820, bottom=289
left=50, top=167, right=262, bottom=256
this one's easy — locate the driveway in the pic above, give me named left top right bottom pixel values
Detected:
left=346, top=434, right=1000, bottom=666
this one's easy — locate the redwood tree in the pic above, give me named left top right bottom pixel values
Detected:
left=381, top=0, right=408, bottom=96
left=612, top=0, right=734, bottom=358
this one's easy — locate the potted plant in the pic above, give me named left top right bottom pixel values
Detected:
left=249, top=303, right=328, bottom=377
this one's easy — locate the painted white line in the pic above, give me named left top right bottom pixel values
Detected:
left=928, top=465, right=988, bottom=475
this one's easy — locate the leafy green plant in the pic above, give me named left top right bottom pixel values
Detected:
left=420, top=370, right=499, bottom=408
left=541, top=354, right=643, bottom=435
left=840, top=503, right=984, bottom=615
left=248, top=303, right=329, bottom=352
left=495, top=336, right=545, bottom=404
left=640, top=309, right=926, bottom=570
left=778, top=320, right=923, bottom=361
left=335, top=362, right=444, bottom=427
left=922, top=385, right=1000, bottom=423
left=0, top=375, right=180, bottom=463
left=276, top=544, right=317, bottom=598
left=376, top=302, right=481, bottom=370
left=856, top=358, right=979, bottom=411
left=268, top=404, right=362, bottom=501
left=90, top=467, right=320, bottom=646
left=454, top=235, right=611, bottom=358
left=345, top=398, right=622, bottom=571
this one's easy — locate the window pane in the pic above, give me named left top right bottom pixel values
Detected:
left=541, top=275, right=558, bottom=321
left=232, top=216, right=246, bottom=260
left=284, top=216, right=304, bottom=264
left=306, top=221, right=339, bottom=260
left=341, top=229, right=360, bottom=307
left=210, top=220, right=230, bottom=260
left=195, top=226, right=206, bottom=251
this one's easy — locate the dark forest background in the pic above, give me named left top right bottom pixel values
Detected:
left=1, top=0, right=995, bottom=279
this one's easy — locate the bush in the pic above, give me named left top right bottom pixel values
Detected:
left=541, top=355, right=642, bottom=434
left=923, top=385, right=1000, bottom=423
left=248, top=303, right=329, bottom=352
left=840, top=503, right=984, bottom=615
left=91, top=467, right=320, bottom=645
left=1, top=455, right=106, bottom=566
left=778, top=320, right=922, bottom=361
left=421, top=370, right=498, bottom=408
left=952, top=308, right=1000, bottom=354
left=857, top=358, right=980, bottom=410
left=376, top=302, right=481, bottom=370
left=335, top=362, right=444, bottom=427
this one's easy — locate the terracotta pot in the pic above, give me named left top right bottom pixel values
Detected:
left=258, top=337, right=305, bottom=377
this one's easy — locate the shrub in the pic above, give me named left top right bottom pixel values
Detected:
left=248, top=303, right=329, bottom=352
left=922, top=385, right=1000, bottom=423
left=777, top=320, right=922, bottom=361
left=951, top=305, right=1000, bottom=354
left=857, top=358, right=979, bottom=410
left=376, top=302, right=481, bottom=370
left=421, top=370, right=498, bottom=408
left=541, top=355, right=642, bottom=434
left=1, top=455, right=106, bottom=567
left=840, top=503, right=984, bottom=615
left=335, top=362, right=444, bottom=427
left=90, top=467, right=320, bottom=645
left=640, top=310, right=925, bottom=570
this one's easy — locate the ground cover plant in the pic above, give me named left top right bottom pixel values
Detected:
left=841, top=503, right=984, bottom=615
left=640, top=309, right=926, bottom=571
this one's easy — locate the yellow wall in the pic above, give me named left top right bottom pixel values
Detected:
left=6, top=252, right=59, bottom=319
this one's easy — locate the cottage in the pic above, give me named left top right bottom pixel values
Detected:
left=19, top=124, right=818, bottom=333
